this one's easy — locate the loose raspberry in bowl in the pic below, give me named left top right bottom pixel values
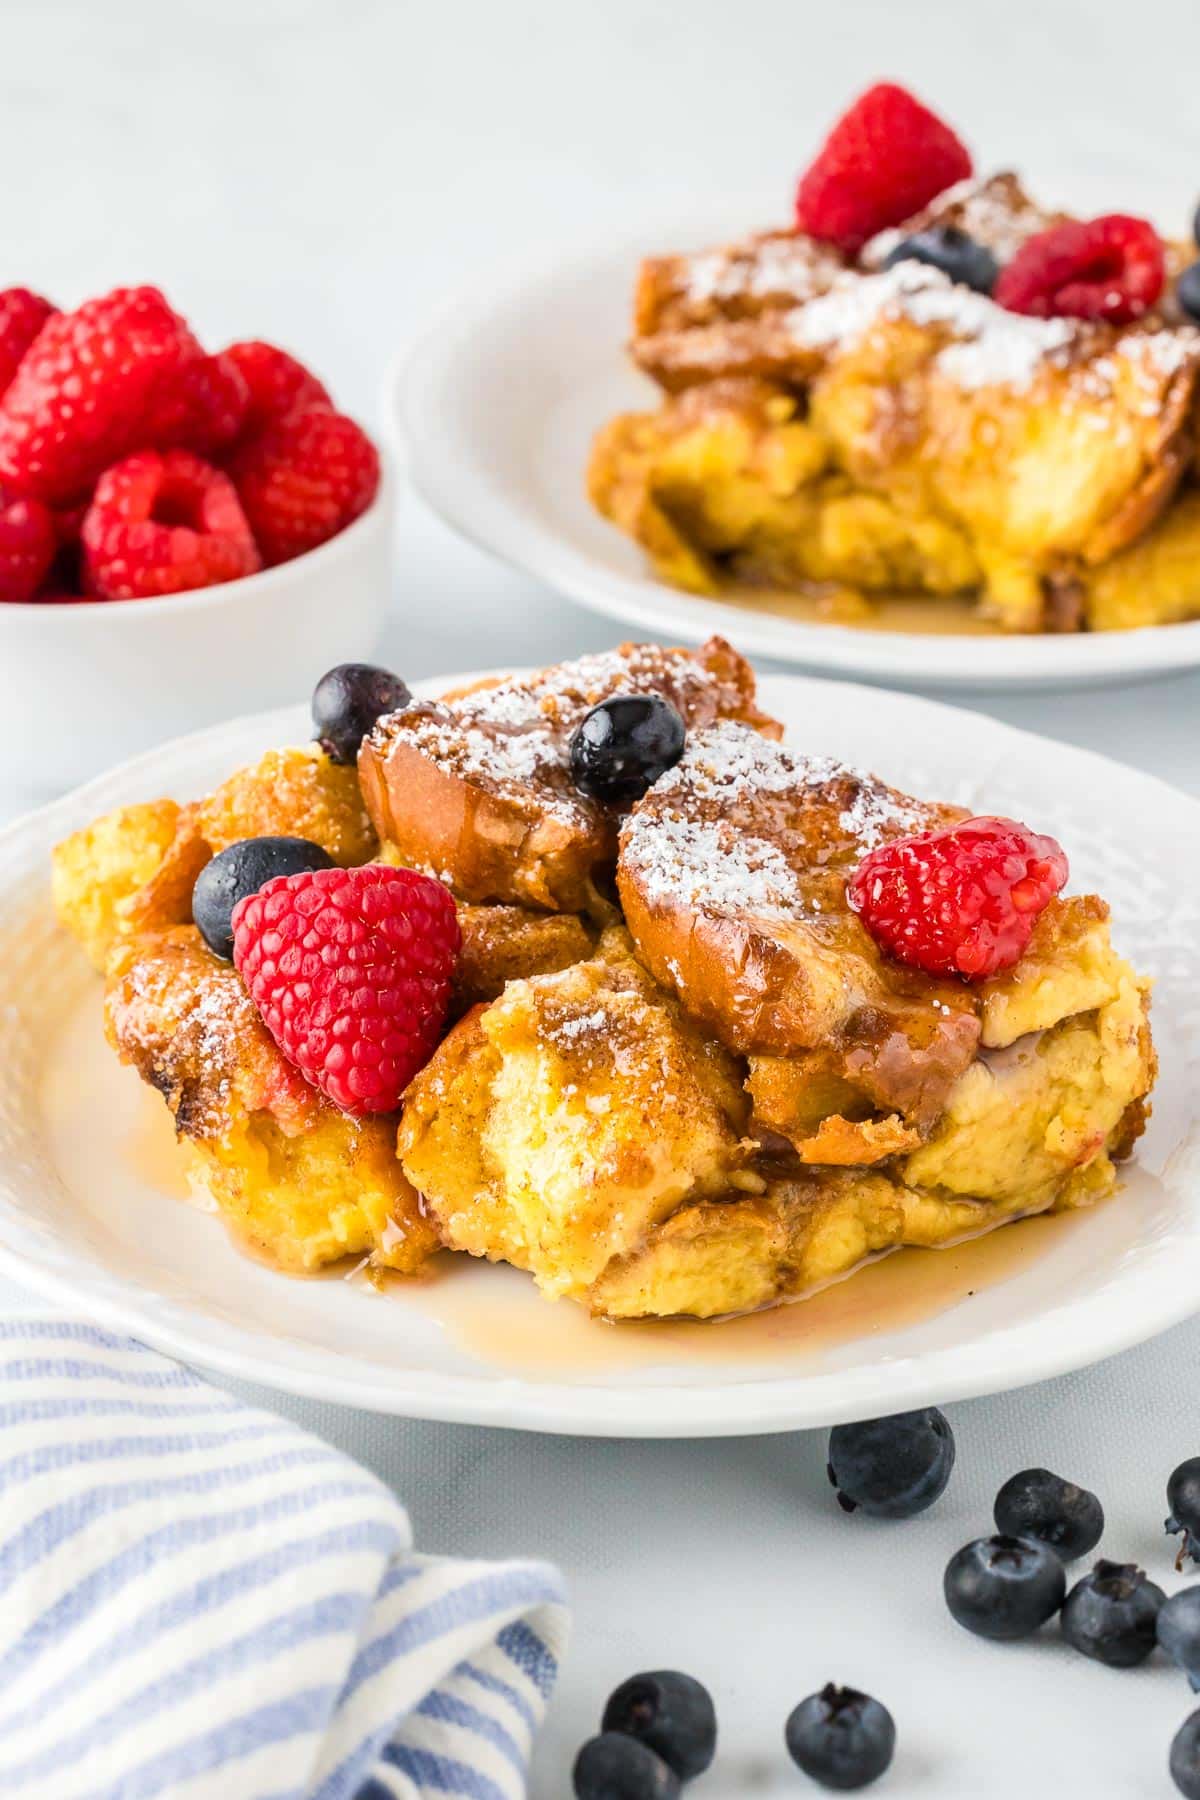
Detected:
left=848, top=814, right=1068, bottom=980
left=81, top=448, right=261, bottom=601
left=994, top=215, right=1165, bottom=324
left=795, top=82, right=972, bottom=257
left=232, top=863, right=461, bottom=1117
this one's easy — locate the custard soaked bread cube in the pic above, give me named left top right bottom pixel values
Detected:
left=105, top=927, right=438, bottom=1275
left=358, top=637, right=779, bottom=914
left=53, top=745, right=379, bottom=971
left=398, top=932, right=756, bottom=1302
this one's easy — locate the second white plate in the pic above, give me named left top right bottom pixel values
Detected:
left=394, top=234, right=1200, bottom=690
left=1, top=672, right=1199, bottom=1434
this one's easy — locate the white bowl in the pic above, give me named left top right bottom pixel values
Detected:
left=1, top=459, right=398, bottom=798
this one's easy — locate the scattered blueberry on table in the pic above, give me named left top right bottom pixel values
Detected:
left=601, top=1671, right=717, bottom=1782
left=993, top=1466, right=1104, bottom=1560
left=1173, top=1710, right=1200, bottom=1800
left=943, top=1533, right=1066, bottom=1640
left=573, top=1730, right=680, bottom=1799
left=827, top=1407, right=956, bottom=1518
left=1060, top=1561, right=1165, bottom=1668
left=785, top=1683, right=896, bottom=1791
left=1159, top=1589, right=1200, bottom=1692
left=1167, top=1459, right=1200, bottom=1569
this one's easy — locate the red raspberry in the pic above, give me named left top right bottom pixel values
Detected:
left=0, top=491, right=56, bottom=602
left=146, top=351, right=250, bottom=456
left=0, top=289, right=55, bottom=395
left=223, top=340, right=331, bottom=438
left=81, top=449, right=261, bottom=601
left=0, top=286, right=205, bottom=504
left=230, top=403, right=380, bottom=565
left=848, top=815, right=1068, bottom=980
left=795, top=83, right=972, bottom=256
left=232, top=864, right=461, bottom=1116
left=993, top=215, right=1165, bottom=324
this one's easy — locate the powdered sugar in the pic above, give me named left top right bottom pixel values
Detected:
left=624, top=816, right=804, bottom=915
left=651, top=718, right=819, bottom=802
left=863, top=173, right=1057, bottom=270
left=683, top=234, right=840, bottom=309
left=790, top=261, right=1079, bottom=392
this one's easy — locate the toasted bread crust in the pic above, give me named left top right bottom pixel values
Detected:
left=358, top=637, right=779, bottom=911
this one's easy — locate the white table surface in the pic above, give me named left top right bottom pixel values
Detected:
left=6, top=0, right=1200, bottom=1792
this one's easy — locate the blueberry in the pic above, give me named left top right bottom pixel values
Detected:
left=1167, top=1458, right=1200, bottom=1567
left=784, top=1684, right=895, bottom=1791
left=943, top=1534, right=1066, bottom=1640
left=1178, top=263, right=1200, bottom=325
left=1172, top=1708, right=1200, bottom=1799
left=1159, top=1588, right=1200, bottom=1691
left=568, top=695, right=685, bottom=806
left=601, top=1670, right=716, bottom=1780
left=883, top=225, right=999, bottom=295
left=993, top=1466, right=1104, bottom=1560
left=192, top=836, right=334, bottom=960
left=573, top=1732, right=679, bottom=1799
left=312, top=662, right=411, bottom=764
left=827, top=1407, right=955, bottom=1519
left=1060, top=1559, right=1165, bottom=1667
left=1193, top=201, right=1200, bottom=251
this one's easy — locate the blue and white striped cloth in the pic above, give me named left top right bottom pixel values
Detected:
left=0, top=1318, right=568, bottom=1800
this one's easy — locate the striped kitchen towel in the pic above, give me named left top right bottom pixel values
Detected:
left=0, top=1317, right=568, bottom=1800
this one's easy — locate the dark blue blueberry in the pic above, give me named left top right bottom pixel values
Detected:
left=568, top=695, right=685, bottom=806
left=1172, top=1708, right=1200, bottom=1799
left=573, top=1732, right=679, bottom=1799
left=312, top=662, right=410, bottom=764
left=192, top=836, right=334, bottom=960
left=883, top=225, right=999, bottom=294
left=827, top=1407, right=955, bottom=1519
left=1159, top=1588, right=1200, bottom=1690
left=1060, top=1560, right=1164, bottom=1667
left=1167, top=1459, right=1200, bottom=1568
left=993, top=1466, right=1104, bottom=1561
left=1177, top=261, right=1200, bottom=324
left=785, top=1684, right=895, bottom=1791
left=944, top=1534, right=1066, bottom=1640
left=1193, top=201, right=1200, bottom=251
left=601, top=1670, right=716, bottom=1780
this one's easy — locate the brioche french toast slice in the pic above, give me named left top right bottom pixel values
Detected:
left=357, top=637, right=779, bottom=914
left=591, top=173, right=1200, bottom=630
left=104, top=926, right=439, bottom=1275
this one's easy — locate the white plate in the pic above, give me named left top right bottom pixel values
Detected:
left=1, top=672, right=1199, bottom=1436
left=394, top=235, right=1200, bottom=691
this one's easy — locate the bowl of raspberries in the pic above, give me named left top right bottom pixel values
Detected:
left=0, top=284, right=393, bottom=791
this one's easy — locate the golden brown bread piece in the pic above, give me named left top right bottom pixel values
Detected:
left=105, top=926, right=438, bottom=1276
left=398, top=923, right=1154, bottom=1319
left=358, top=637, right=779, bottom=914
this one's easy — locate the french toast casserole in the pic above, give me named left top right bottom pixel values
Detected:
left=588, top=84, right=1200, bottom=635
left=53, top=638, right=1155, bottom=1321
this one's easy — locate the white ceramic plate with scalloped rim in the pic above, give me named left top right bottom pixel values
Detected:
left=392, top=234, right=1200, bottom=691
left=1, top=671, right=1199, bottom=1436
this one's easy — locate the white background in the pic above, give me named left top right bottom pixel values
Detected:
left=5, top=1, right=1200, bottom=1792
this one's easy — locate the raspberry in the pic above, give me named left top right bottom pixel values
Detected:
left=0, top=491, right=56, bottom=602
left=0, top=286, right=205, bottom=504
left=230, top=403, right=380, bottom=565
left=0, top=289, right=55, bottom=394
left=81, top=449, right=261, bottom=601
left=994, top=216, right=1165, bottom=324
left=146, top=351, right=250, bottom=456
left=223, top=340, right=331, bottom=438
left=232, top=864, right=460, bottom=1115
left=795, top=83, right=972, bottom=256
left=848, top=815, right=1068, bottom=980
